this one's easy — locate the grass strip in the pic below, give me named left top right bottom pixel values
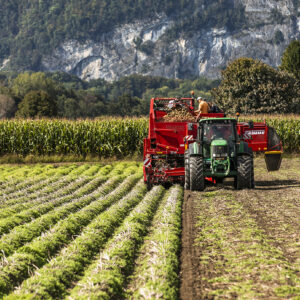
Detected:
left=67, top=185, right=165, bottom=300
left=6, top=179, right=147, bottom=299
left=127, top=185, right=183, bottom=300
left=0, top=173, right=142, bottom=298
left=0, top=175, right=116, bottom=259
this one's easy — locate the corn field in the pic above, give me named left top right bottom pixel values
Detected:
left=0, top=116, right=299, bottom=156
left=0, top=118, right=148, bottom=157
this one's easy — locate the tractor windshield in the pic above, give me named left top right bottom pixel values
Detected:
left=203, top=123, right=235, bottom=143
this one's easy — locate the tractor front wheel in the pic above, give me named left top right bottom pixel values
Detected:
left=190, top=156, right=205, bottom=191
left=234, top=155, right=253, bottom=189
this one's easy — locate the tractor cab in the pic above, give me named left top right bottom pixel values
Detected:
left=199, top=118, right=237, bottom=177
left=185, top=117, right=254, bottom=191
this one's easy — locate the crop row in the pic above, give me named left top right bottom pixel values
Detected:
left=68, top=185, right=166, bottom=299
left=127, top=185, right=184, bottom=299
left=0, top=176, right=110, bottom=252
left=7, top=179, right=148, bottom=299
left=0, top=164, right=141, bottom=258
left=0, top=117, right=299, bottom=156
left=0, top=173, right=142, bottom=297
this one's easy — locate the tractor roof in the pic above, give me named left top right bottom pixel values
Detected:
left=199, top=117, right=236, bottom=123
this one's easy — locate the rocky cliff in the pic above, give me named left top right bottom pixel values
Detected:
left=2, top=0, right=300, bottom=81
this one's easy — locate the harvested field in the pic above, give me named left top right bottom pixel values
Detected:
left=0, top=157, right=299, bottom=299
left=0, top=162, right=183, bottom=299
left=180, top=156, right=300, bottom=299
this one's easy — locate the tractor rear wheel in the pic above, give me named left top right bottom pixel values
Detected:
left=184, top=155, right=190, bottom=190
left=190, top=156, right=205, bottom=191
left=234, top=155, right=252, bottom=189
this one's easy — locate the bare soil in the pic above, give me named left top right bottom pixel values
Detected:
left=180, top=157, right=300, bottom=299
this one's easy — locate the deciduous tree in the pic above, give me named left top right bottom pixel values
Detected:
left=212, top=57, right=300, bottom=114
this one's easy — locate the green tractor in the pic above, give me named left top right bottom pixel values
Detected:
left=185, top=118, right=254, bottom=191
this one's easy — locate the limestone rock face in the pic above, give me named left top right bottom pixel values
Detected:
left=41, top=0, right=299, bottom=81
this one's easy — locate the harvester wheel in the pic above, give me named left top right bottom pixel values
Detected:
left=235, top=155, right=252, bottom=189
left=190, top=156, right=205, bottom=191
left=251, top=159, right=255, bottom=188
left=146, top=174, right=153, bottom=191
left=184, top=155, right=190, bottom=190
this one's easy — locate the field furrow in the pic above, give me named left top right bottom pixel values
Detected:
left=0, top=173, right=142, bottom=297
left=0, top=175, right=118, bottom=258
left=4, top=178, right=146, bottom=299
left=0, top=158, right=298, bottom=300
left=127, top=185, right=184, bottom=300
left=68, top=185, right=165, bottom=299
left=180, top=157, right=300, bottom=300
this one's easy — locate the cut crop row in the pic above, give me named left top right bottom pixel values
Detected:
left=8, top=179, right=148, bottom=299
left=127, top=185, right=184, bottom=300
left=68, top=185, right=166, bottom=300
left=0, top=173, right=142, bottom=297
left=0, top=163, right=135, bottom=219
left=193, top=190, right=300, bottom=298
left=0, top=176, right=80, bottom=218
left=0, top=176, right=99, bottom=235
left=0, top=175, right=122, bottom=259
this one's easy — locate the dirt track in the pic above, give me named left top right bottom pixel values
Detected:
left=180, top=157, right=300, bottom=299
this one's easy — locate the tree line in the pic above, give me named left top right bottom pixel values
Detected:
left=0, top=72, right=218, bottom=119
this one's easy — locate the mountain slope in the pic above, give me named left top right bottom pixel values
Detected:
left=0, top=0, right=299, bottom=80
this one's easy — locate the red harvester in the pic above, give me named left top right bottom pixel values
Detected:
left=143, top=97, right=283, bottom=191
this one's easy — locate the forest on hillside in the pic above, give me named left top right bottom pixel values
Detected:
left=0, top=0, right=247, bottom=70
left=0, top=71, right=218, bottom=118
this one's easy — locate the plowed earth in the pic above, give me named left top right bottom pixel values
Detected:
left=180, top=157, right=300, bottom=299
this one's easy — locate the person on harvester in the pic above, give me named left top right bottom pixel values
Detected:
left=195, top=97, right=211, bottom=120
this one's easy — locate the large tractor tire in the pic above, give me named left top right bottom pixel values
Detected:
left=234, top=155, right=253, bottom=189
left=190, top=156, right=205, bottom=191
left=184, top=155, right=190, bottom=190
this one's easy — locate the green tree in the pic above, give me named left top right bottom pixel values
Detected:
left=280, top=40, right=300, bottom=79
left=16, top=90, right=57, bottom=118
left=212, top=57, right=300, bottom=114
left=0, top=94, right=16, bottom=118
left=12, top=72, right=60, bottom=99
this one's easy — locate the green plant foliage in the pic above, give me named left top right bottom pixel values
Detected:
left=0, top=172, right=142, bottom=298
left=16, top=90, right=57, bottom=118
left=280, top=40, right=300, bottom=79
left=127, top=185, right=184, bottom=299
left=0, top=71, right=218, bottom=118
left=0, top=118, right=148, bottom=156
left=212, top=57, right=300, bottom=115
